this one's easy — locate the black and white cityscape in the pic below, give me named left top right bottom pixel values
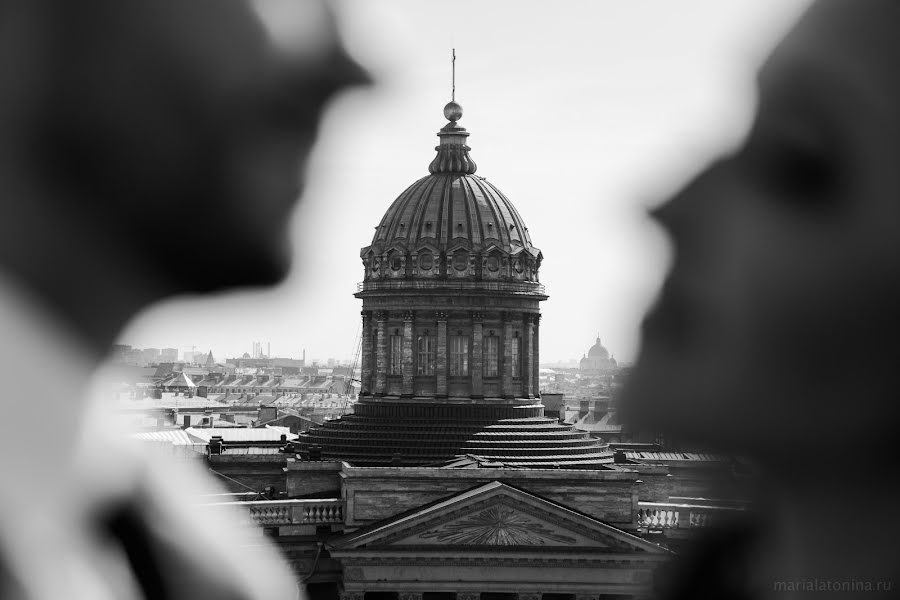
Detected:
left=2, top=1, right=898, bottom=599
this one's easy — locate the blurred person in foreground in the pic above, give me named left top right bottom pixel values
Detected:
left=0, top=0, right=367, bottom=598
left=623, top=1, right=900, bottom=598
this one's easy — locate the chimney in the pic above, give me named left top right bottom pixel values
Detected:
left=208, top=436, right=224, bottom=455
left=308, top=445, right=322, bottom=461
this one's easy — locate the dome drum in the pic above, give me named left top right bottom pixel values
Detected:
left=356, top=308, right=542, bottom=402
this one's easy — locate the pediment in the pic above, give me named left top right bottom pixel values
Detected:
left=396, top=500, right=598, bottom=547
left=413, top=242, right=440, bottom=255
left=446, top=241, right=472, bottom=254
left=331, top=482, right=667, bottom=554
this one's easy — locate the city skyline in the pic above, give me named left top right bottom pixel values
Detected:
left=118, top=0, right=810, bottom=364
left=110, top=340, right=609, bottom=367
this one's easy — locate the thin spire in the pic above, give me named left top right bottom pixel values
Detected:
left=451, top=48, right=456, bottom=102
left=430, top=49, right=475, bottom=174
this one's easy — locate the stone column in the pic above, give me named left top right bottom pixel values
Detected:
left=471, top=311, right=483, bottom=399
left=436, top=311, right=448, bottom=398
left=533, top=313, right=541, bottom=398
left=360, top=311, right=372, bottom=395
left=525, top=313, right=535, bottom=399
left=401, top=310, right=414, bottom=397
left=374, top=310, right=388, bottom=396
left=501, top=311, right=514, bottom=399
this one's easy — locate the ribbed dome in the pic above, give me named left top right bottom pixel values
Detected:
left=367, top=174, right=536, bottom=255
left=360, top=102, right=542, bottom=285
left=588, top=337, right=610, bottom=359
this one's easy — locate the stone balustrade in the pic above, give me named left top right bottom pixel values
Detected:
left=201, top=498, right=345, bottom=528
left=636, top=501, right=745, bottom=531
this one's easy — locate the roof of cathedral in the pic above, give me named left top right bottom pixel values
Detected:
left=587, top=336, right=610, bottom=359
left=361, top=101, right=540, bottom=260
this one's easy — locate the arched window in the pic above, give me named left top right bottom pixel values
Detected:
left=389, top=335, right=402, bottom=375
left=417, top=334, right=436, bottom=375
left=484, top=335, right=499, bottom=377
left=449, top=335, right=469, bottom=376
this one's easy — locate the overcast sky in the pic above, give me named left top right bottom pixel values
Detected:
left=120, top=0, right=811, bottom=365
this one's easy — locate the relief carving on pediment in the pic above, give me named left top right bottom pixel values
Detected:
left=417, top=504, right=577, bottom=546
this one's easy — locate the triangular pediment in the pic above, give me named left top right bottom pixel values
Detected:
left=395, top=500, right=601, bottom=547
left=331, top=482, right=667, bottom=554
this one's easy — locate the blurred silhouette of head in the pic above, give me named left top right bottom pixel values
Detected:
left=0, top=0, right=366, bottom=295
left=623, top=0, right=900, bottom=467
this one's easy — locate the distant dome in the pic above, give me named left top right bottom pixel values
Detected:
left=588, top=336, right=609, bottom=359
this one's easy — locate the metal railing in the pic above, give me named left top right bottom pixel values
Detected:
left=356, top=279, right=545, bottom=294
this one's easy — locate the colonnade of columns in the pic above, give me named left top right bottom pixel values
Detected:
left=359, top=309, right=541, bottom=400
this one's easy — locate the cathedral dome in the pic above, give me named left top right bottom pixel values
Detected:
left=360, top=103, right=542, bottom=286
left=587, top=336, right=610, bottom=359
left=297, top=91, right=610, bottom=468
